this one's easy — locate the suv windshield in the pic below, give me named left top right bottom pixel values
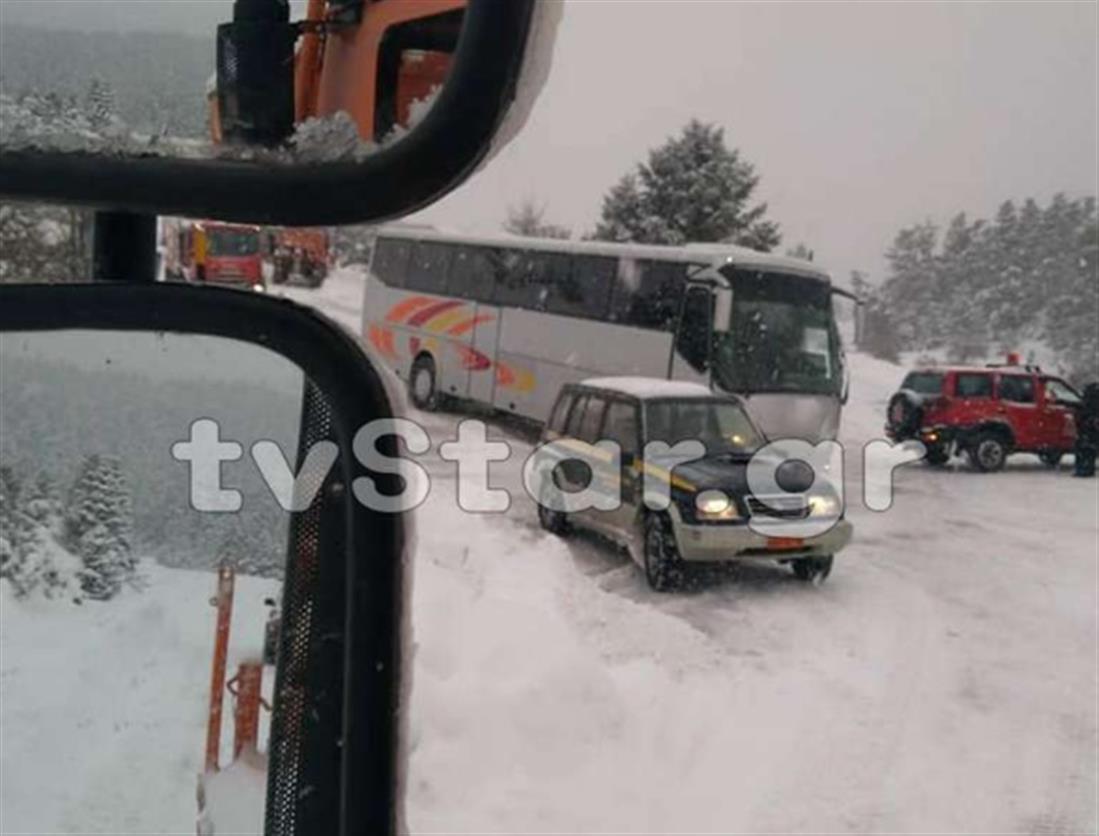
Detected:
left=713, top=268, right=842, bottom=396
left=645, top=398, right=764, bottom=456
left=207, top=229, right=259, bottom=257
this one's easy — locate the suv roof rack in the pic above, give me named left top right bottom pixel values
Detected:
left=985, top=361, right=1043, bottom=373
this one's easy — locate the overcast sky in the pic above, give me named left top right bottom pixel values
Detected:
left=2, top=0, right=1096, bottom=281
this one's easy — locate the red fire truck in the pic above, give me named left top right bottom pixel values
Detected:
left=162, top=219, right=265, bottom=290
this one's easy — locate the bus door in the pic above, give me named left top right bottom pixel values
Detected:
left=447, top=245, right=500, bottom=405
left=467, top=303, right=500, bottom=405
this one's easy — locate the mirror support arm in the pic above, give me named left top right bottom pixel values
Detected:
left=91, top=211, right=157, bottom=282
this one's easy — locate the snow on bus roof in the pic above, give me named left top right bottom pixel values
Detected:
left=580, top=376, right=722, bottom=400
left=375, top=226, right=830, bottom=282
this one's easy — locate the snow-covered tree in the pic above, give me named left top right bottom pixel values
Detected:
left=592, top=120, right=781, bottom=251
left=84, top=78, right=115, bottom=130
left=1, top=467, right=81, bottom=599
left=503, top=198, right=571, bottom=239
left=786, top=243, right=814, bottom=262
left=64, top=455, right=135, bottom=599
left=876, top=194, right=1097, bottom=381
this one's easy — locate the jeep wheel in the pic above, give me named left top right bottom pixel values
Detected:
left=792, top=555, right=834, bottom=583
left=968, top=432, right=1008, bottom=472
left=1039, top=450, right=1063, bottom=468
left=924, top=444, right=950, bottom=466
left=643, top=514, right=684, bottom=592
left=409, top=355, right=439, bottom=411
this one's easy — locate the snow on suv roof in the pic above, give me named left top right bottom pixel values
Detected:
left=580, top=377, right=721, bottom=400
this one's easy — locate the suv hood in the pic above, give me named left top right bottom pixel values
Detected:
left=651, top=454, right=751, bottom=495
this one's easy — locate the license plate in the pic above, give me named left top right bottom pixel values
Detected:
left=766, top=536, right=804, bottom=551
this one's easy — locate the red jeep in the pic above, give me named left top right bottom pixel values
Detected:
left=886, top=361, right=1081, bottom=471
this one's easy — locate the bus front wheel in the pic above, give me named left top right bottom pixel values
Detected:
left=409, top=355, right=439, bottom=411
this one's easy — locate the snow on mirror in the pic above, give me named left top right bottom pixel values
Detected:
left=0, top=0, right=461, bottom=162
left=0, top=330, right=306, bottom=834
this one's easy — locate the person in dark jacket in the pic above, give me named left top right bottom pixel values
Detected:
left=1074, top=383, right=1099, bottom=477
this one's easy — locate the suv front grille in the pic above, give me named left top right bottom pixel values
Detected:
left=747, top=494, right=810, bottom=520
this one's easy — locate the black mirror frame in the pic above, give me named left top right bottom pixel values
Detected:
left=0, top=0, right=537, bottom=226
left=0, top=282, right=409, bottom=835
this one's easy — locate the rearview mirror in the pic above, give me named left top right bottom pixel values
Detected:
left=0, top=0, right=560, bottom=226
left=0, top=282, right=409, bottom=834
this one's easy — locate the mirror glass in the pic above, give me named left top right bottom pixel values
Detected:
left=0, top=329, right=306, bottom=833
left=0, top=0, right=465, bottom=161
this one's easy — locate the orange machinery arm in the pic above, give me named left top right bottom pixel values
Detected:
left=296, top=0, right=466, bottom=142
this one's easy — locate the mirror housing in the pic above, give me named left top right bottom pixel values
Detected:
left=712, top=286, right=733, bottom=333
left=0, top=0, right=559, bottom=226
left=0, top=282, right=409, bottom=834
left=216, top=0, right=297, bottom=146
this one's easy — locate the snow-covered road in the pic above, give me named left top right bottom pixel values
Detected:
left=280, top=268, right=1098, bottom=834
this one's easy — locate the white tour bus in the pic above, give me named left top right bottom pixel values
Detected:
left=362, top=229, right=848, bottom=441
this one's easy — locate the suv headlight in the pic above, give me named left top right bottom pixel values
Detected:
left=693, top=489, right=741, bottom=522
left=808, top=493, right=842, bottom=517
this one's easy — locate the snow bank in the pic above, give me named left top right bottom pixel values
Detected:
left=0, top=562, right=278, bottom=834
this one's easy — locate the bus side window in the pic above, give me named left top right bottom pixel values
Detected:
left=610, top=259, right=685, bottom=330
left=372, top=239, right=411, bottom=288
left=451, top=246, right=497, bottom=302
left=493, top=249, right=536, bottom=309
left=530, top=252, right=569, bottom=312
left=494, top=249, right=556, bottom=311
left=406, top=241, right=453, bottom=295
left=550, top=255, right=615, bottom=319
left=675, top=286, right=713, bottom=372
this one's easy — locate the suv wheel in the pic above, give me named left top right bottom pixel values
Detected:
left=792, top=555, right=834, bottom=583
left=537, top=479, right=570, bottom=536
left=409, top=355, right=439, bottom=411
left=968, top=431, right=1008, bottom=472
left=643, top=514, right=683, bottom=592
left=1039, top=450, right=1063, bottom=468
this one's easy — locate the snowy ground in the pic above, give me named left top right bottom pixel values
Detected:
left=1, top=267, right=1094, bottom=834
left=0, top=564, right=278, bottom=834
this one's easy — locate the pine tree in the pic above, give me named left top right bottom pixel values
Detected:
left=0, top=466, right=24, bottom=576
left=592, top=120, right=781, bottom=251
left=64, top=455, right=135, bottom=599
left=1, top=467, right=81, bottom=599
left=503, top=198, right=571, bottom=239
left=85, top=78, right=115, bottom=130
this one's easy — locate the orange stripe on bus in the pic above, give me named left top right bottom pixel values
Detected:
left=407, top=299, right=464, bottom=328
left=425, top=307, right=469, bottom=334
left=385, top=295, right=433, bottom=323
left=447, top=313, right=496, bottom=336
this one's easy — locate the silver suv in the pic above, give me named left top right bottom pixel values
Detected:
left=537, top=377, right=852, bottom=591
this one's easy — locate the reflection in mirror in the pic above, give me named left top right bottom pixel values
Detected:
left=0, top=0, right=465, bottom=161
left=0, top=330, right=307, bottom=833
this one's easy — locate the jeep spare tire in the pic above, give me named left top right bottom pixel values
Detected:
left=888, top=391, right=923, bottom=438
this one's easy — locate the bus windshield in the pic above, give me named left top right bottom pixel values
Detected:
left=645, top=398, right=765, bottom=457
left=713, top=268, right=842, bottom=396
left=207, top=228, right=259, bottom=257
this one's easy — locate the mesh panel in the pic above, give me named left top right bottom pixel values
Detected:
left=265, top=380, right=334, bottom=836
